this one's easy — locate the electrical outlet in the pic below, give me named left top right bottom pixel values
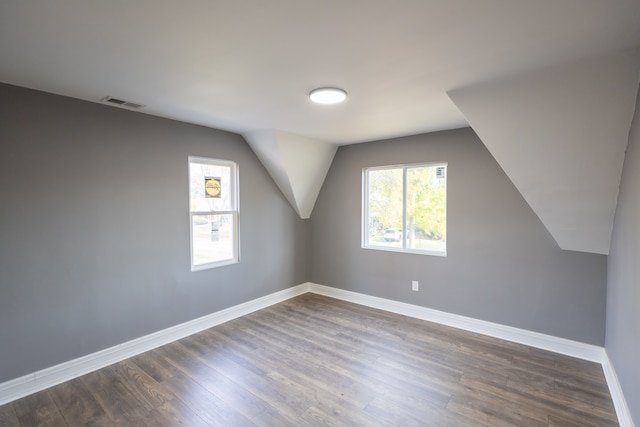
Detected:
left=412, top=280, right=419, bottom=291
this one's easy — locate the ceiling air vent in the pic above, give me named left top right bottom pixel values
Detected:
left=101, top=96, right=144, bottom=109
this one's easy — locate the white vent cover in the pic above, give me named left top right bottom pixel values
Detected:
left=100, top=96, right=144, bottom=109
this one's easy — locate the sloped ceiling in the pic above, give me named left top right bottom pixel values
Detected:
left=1, top=1, right=640, bottom=248
left=449, top=52, right=640, bottom=255
left=243, top=130, right=337, bottom=219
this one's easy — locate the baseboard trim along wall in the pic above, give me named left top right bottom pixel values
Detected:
left=0, top=283, right=309, bottom=406
left=306, top=283, right=634, bottom=427
left=307, top=283, right=606, bottom=361
left=601, top=350, right=635, bottom=427
left=0, top=282, right=633, bottom=425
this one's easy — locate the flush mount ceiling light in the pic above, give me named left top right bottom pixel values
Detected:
left=309, top=87, right=347, bottom=104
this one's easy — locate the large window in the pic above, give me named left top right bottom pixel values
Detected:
left=363, top=163, right=447, bottom=256
left=189, top=156, right=239, bottom=270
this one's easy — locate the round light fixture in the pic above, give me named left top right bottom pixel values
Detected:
left=309, top=87, right=347, bottom=104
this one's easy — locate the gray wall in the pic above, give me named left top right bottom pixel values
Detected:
left=0, top=83, right=309, bottom=383
left=606, top=86, right=640, bottom=424
left=309, top=128, right=607, bottom=345
left=0, top=83, right=614, bottom=389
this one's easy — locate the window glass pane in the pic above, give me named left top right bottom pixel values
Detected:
left=367, top=168, right=403, bottom=248
left=191, top=214, right=235, bottom=266
left=405, top=165, right=446, bottom=253
left=189, top=162, right=233, bottom=212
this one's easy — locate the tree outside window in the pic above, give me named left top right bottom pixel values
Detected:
left=363, top=163, right=446, bottom=256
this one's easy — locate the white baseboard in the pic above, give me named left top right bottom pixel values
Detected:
left=306, top=283, right=634, bottom=427
left=307, top=283, right=605, bottom=361
left=0, top=283, right=310, bottom=406
left=0, top=281, right=633, bottom=426
left=602, top=350, right=635, bottom=427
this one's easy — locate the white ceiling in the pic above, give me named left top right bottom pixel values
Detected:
left=243, top=130, right=337, bottom=219
left=450, top=52, right=640, bottom=255
left=2, top=1, right=640, bottom=254
left=1, top=0, right=639, bottom=144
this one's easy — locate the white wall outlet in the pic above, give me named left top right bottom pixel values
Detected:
left=412, top=280, right=419, bottom=291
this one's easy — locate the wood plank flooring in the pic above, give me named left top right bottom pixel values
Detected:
left=0, top=293, right=618, bottom=426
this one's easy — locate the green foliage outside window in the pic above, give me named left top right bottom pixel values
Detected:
left=365, top=163, right=446, bottom=255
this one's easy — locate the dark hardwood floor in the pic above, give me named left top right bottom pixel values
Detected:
left=0, top=293, right=618, bottom=426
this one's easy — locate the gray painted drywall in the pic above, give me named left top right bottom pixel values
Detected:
left=309, top=128, right=607, bottom=345
left=606, top=84, right=640, bottom=424
left=0, top=83, right=309, bottom=383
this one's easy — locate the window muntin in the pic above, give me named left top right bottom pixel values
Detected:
left=363, top=163, right=447, bottom=256
left=189, top=156, right=238, bottom=270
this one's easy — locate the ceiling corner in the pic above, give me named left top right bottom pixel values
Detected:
left=448, top=51, right=640, bottom=255
left=243, top=129, right=337, bottom=219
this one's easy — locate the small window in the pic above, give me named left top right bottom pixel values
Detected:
left=363, top=163, right=447, bottom=256
left=189, top=156, right=239, bottom=270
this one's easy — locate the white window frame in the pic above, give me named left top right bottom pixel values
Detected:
left=362, top=162, right=447, bottom=257
left=189, top=156, right=239, bottom=271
